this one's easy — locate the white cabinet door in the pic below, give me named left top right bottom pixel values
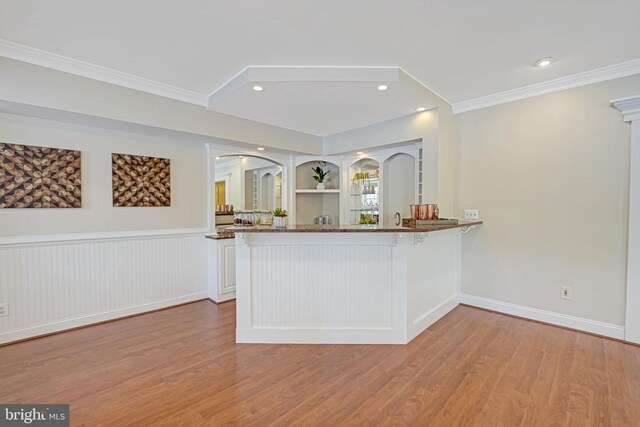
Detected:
left=218, top=239, right=236, bottom=295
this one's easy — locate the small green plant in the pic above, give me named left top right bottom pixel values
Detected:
left=311, top=166, right=330, bottom=183
left=273, top=208, right=287, bottom=217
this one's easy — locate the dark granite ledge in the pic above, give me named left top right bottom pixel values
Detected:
left=220, top=221, right=482, bottom=233
left=204, top=232, right=235, bottom=240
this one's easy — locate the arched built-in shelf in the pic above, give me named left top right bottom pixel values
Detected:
left=294, top=160, right=341, bottom=225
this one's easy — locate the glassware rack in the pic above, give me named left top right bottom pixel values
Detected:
left=350, top=168, right=379, bottom=225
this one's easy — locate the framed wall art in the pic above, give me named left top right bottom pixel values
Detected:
left=112, top=152, right=170, bottom=207
left=0, top=142, right=82, bottom=208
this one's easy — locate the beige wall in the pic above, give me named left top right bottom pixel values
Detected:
left=0, top=57, right=323, bottom=154
left=456, top=75, right=640, bottom=325
left=0, top=112, right=207, bottom=236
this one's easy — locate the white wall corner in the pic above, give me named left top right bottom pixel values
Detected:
left=611, top=95, right=640, bottom=122
left=611, top=97, right=640, bottom=343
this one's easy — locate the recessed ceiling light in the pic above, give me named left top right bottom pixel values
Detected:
left=377, top=85, right=388, bottom=91
left=357, top=151, right=364, bottom=155
left=257, top=147, right=265, bottom=151
left=215, top=156, right=220, bottom=160
left=415, top=107, right=427, bottom=112
left=252, top=85, right=264, bottom=92
left=535, top=57, right=553, bottom=67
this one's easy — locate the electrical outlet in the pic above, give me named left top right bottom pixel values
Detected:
left=464, top=209, right=479, bottom=220
left=0, top=302, right=8, bottom=317
left=560, top=286, right=572, bottom=300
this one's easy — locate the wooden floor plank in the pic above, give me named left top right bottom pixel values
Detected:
left=1, top=301, right=639, bottom=426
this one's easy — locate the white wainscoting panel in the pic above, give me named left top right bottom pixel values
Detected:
left=0, top=230, right=208, bottom=344
left=250, top=244, right=393, bottom=328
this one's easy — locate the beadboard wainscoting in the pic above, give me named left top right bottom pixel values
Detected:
left=0, top=229, right=208, bottom=344
left=235, top=229, right=465, bottom=344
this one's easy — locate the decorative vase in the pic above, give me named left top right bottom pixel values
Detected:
left=273, top=216, right=288, bottom=228
left=316, top=183, right=325, bottom=190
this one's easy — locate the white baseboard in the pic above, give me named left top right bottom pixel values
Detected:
left=211, top=293, right=236, bottom=304
left=408, top=294, right=459, bottom=342
left=0, top=292, right=208, bottom=345
left=459, top=294, right=625, bottom=340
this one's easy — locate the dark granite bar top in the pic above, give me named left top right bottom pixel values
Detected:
left=204, top=232, right=235, bottom=240
left=219, top=221, right=482, bottom=233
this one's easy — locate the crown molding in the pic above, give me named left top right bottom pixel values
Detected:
left=611, top=95, right=640, bottom=122
left=453, top=57, right=640, bottom=114
left=0, top=39, right=208, bottom=106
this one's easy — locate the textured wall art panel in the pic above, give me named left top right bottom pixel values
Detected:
left=0, top=143, right=81, bottom=208
left=112, top=153, right=170, bottom=207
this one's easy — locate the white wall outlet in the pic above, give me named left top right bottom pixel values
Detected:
left=560, top=286, right=572, bottom=300
left=464, top=209, right=479, bottom=220
left=0, top=302, right=8, bottom=317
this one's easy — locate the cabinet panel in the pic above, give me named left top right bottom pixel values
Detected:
left=219, top=242, right=236, bottom=294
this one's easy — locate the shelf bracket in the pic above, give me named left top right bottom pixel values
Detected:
left=413, top=233, right=430, bottom=245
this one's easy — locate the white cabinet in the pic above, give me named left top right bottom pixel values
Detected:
left=218, top=239, right=236, bottom=295
left=207, top=237, right=236, bottom=303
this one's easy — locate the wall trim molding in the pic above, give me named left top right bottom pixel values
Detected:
left=0, top=39, right=208, bottom=106
left=453, top=58, right=640, bottom=114
left=611, top=95, right=640, bottom=122
left=459, top=294, right=625, bottom=340
left=0, top=227, right=208, bottom=247
left=0, top=292, right=208, bottom=345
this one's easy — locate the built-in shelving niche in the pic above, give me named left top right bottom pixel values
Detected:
left=349, top=158, right=380, bottom=225
left=295, top=160, right=341, bottom=225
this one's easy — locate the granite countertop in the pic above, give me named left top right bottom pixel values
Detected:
left=204, top=232, right=235, bottom=240
left=220, top=221, right=482, bottom=233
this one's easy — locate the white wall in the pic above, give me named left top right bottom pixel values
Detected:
left=0, top=112, right=209, bottom=343
left=323, top=112, right=444, bottom=214
left=0, top=57, right=323, bottom=154
left=457, top=74, right=640, bottom=328
left=0, top=112, right=207, bottom=236
left=383, top=153, right=416, bottom=225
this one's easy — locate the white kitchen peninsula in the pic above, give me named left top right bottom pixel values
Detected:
left=232, top=222, right=481, bottom=344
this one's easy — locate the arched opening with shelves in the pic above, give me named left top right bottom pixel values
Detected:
left=295, top=160, right=341, bottom=225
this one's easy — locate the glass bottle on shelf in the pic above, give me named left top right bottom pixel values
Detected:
left=350, top=160, right=380, bottom=225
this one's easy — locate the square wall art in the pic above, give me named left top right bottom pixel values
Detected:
left=0, top=142, right=82, bottom=208
left=112, top=153, right=170, bottom=207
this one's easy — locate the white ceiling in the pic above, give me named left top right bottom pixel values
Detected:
left=1, top=0, right=640, bottom=135
left=208, top=67, right=437, bottom=136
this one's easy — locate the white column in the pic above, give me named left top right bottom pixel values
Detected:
left=612, top=96, right=640, bottom=343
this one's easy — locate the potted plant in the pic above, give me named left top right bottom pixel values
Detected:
left=311, top=166, right=330, bottom=190
left=273, top=208, right=288, bottom=228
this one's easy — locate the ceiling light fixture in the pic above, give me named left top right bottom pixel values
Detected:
left=357, top=151, right=364, bottom=155
left=215, top=156, right=220, bottom=160
left=377, top=85, right=388, bottom=91
left=415, top=107, right=427, bottom=112
left=252, top=85, right=264, bottom=92
left=534, top=57, right=553, bottom=67
left=257, top=147, right=265, bottom=151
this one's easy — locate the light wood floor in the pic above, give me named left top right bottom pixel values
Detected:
left=1, top=301, right=640, bottom=426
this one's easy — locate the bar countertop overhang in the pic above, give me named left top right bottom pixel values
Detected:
left=212, top=220, right=482, bottom=234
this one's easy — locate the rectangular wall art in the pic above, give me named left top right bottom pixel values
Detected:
left=0, top=142, right=82, bottom=208
left=112, top=153, right=171, bottom=207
